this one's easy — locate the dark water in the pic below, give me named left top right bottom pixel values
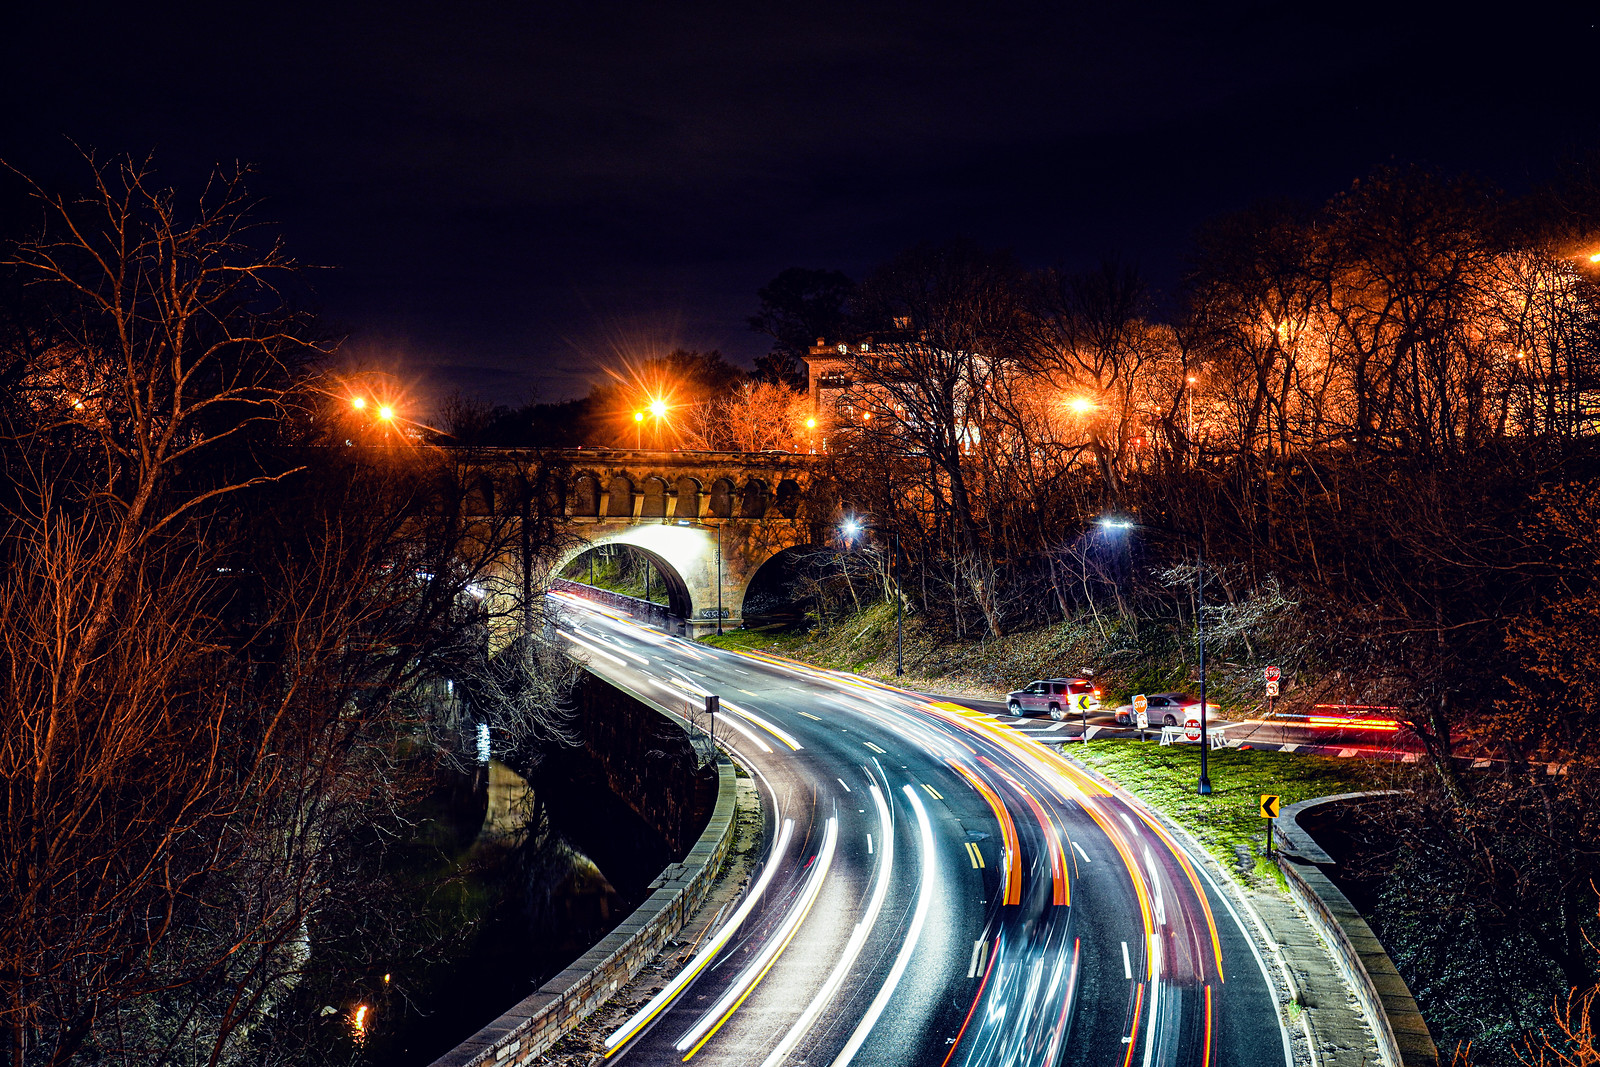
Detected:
left=317, top=759, right=631, bottom=1067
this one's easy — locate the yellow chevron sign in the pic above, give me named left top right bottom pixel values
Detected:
left=1260, top=794, right=1280, bottom=819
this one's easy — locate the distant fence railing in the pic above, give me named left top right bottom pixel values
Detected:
left=552, top=577, right=679, bottom=631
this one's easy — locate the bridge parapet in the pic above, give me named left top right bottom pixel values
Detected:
left=452, top=448, right=821, bottom=523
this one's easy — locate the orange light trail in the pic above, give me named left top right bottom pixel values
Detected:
left=980, top=756, right=1069, bottom=906
left=949, top=760, right=1022, bottom=905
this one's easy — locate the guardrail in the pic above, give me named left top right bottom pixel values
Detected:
left=427, top=750, right=738, bottom=1067
left=1275, top=792, right=1438, bottom=1067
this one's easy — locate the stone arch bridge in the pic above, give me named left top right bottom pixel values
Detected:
left=455, top=449, right=832, bottom=635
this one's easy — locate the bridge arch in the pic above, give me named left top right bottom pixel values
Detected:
left=558, top=540, right=694, bottom=621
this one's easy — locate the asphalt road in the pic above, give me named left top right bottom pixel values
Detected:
left=552, top=592, right=1292, bottom=1067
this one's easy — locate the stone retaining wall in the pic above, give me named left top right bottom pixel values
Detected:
left=1276, top=792, right=1438, bottom=1067
left=427, top=744, right=737, bottom=1066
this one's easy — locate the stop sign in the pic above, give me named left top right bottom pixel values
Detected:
left=1264, top=666, right=1281, bottom=683
left=1185, top=717, right=1202, bottom=742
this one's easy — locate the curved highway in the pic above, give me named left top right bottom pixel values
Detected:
left=551, top=592, right=1292, bottom=1067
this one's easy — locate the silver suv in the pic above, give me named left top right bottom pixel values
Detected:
left=1005, top=678, right=1100, bottom=721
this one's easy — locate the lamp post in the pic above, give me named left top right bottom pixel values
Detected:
left=841, top=517, right=903, bottom=676
left=1098, top=515, right=1212, bottom=795
left=633, top=410, right=644, bottom=449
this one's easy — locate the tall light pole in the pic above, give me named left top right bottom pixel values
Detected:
left=841, top=517, right=903, bottom=676
left=1098, top=515, right=1212, bottom=795
left=633, top=410, right=644, bottom=449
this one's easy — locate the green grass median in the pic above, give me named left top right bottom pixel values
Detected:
left=1066, top=740, right=1396, bottom=888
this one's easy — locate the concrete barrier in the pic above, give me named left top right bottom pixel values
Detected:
left=1276, top=792, right=1438, bottom=1067
left=426, top=753, right=738, bottom=1067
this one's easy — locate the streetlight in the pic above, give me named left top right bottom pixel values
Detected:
left=1097, top=514, right=1213, bottom=795
left=648, top=398, right=668, bottom=449
left=633, top=410, right=644, bottom=449
left=841, top=517, right=903, bottom=676
left=806, top=416, right=817, bottom=454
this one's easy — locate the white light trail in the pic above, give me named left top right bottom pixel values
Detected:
left=721, top=700, right=803, bottom=750
left=676, top=817, right=840, bottom=1056
left=758, top=785, right=896, bottom=1067
left=558, top=630, right=626, bottom=667
left=603, top=819, right=797, bottom=1054
left=828, top=785, right=938, bottom=1067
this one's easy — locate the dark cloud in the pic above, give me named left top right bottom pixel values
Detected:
left=5, top=1, right=1596, bottom=400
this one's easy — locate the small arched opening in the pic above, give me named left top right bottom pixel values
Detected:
left=739, top=478, right=771, bottom=519
left=571, top=474, right=601, bottom=517
left=605, top=475, right=634, bottom=518
left=672, top=476, right=701, bottom=519
left=708, top=478, right=735, bottom=519
left=641, top=476, right=669, bottom=518
left=775, top=479, right=801, bottom=518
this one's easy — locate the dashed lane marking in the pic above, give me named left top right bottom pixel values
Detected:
left=921, top=783, right=944, bottom=800
left=864, top=741, right=886, bottom=754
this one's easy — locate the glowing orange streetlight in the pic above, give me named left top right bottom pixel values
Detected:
left=1590, top=251, right=1600, bottom=264
left=633, top=410, right=645, bottom=449
left=377, top=405, right=394, bottom=421
left=1067, top=397, right=1096, bottom=415
left=649, top=398, right=667, bottom=419
left=351, top=396, right=367, bottom=410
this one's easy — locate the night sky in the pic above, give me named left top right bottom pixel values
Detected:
left=4, top=2, right=1596, bottom=406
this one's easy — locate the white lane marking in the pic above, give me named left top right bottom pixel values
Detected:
left=837, top=778, right=851, bottom=793
left=730, top=667, right=749, bottom=675
left=828, top=786, right=938, bottom=1067
left=864, top=741, right=886, bottom=754
left=676, top=818, right=840, bottom=1054
left=867, top=834, right=873, bottom=854
left=1122, top=941, right=1132, bottom=980
left=604, top=819, right=797, bottom=1051
left=758, top=786, right=896, bottom=1067
left=966, top=938, right=989, bottom=978
left=1072, top=841, right=1092, bottom=863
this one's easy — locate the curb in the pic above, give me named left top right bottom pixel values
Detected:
left=1276, top=793, right=1439, bottom=1067
left=425, top=743, right=738, bottom=1067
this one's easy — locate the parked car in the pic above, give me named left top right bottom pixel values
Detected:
left=1113, top=692, right=1217, bottom=727
left=1005, top=678, right=1100, bottom=720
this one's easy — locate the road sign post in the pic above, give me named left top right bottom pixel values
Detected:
left=1264, top=667, right=1281, bottom=719
left=1133, top=694, right=1148, bottom=741
left=1260, top=794, right=1280, bottom=855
